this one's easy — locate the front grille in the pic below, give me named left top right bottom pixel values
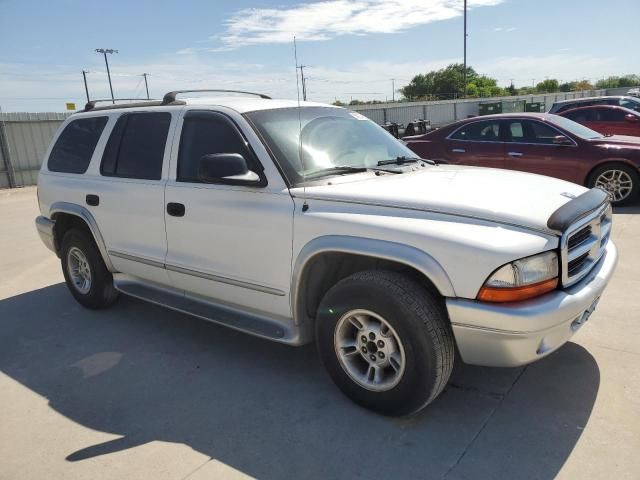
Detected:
left=561, top=204, right=612, bottom=287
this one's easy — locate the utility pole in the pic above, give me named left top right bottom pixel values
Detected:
left=81, top=70, right=90, bottom=102
left=391, top=78, right=395, bottom=102
left=141, top=73, right=150, bottom=100
left=95, top=48, right=118, bottom=104
left=463, top=0, right=467, bottom=99
left=297, top=65, right=308, bottom=101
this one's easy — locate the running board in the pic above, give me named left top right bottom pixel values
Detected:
left=113, top=275, right=288, bottom=340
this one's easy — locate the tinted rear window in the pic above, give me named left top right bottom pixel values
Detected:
left=101, top=112, right=171, bottom=180
left=48, top=117, right=108, bottom=173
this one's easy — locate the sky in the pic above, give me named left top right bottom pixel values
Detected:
left=1, top=0, right=638, bottom=112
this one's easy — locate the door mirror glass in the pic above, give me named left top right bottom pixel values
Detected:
left=197, top=153, right=260, bottom=183
left=624, top=113, right=639, bottom=123
left=552, top=135, right=573, bottom=145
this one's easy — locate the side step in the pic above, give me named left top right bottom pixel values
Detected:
left=113, top=275, right=288, bottom=340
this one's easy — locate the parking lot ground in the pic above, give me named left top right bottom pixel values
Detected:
left=0, top=186, right=639, bottom=480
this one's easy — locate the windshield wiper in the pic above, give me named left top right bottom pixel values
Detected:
left=306, top=165, right=402, bottom=179
left=377, top=156, right=434, bottom=166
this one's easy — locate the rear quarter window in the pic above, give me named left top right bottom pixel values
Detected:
left=47, top=117, right=108, bottom=173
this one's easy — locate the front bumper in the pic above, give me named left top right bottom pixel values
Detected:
left=35, top=216, right=56, bottom=253
left=447, top=241, right=618, bottom=367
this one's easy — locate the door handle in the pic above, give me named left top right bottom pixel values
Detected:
left=167, top=202, right=185, bottom=217
left=86, top=194, right=99, bottom=206
left=508, top=151, right=523, bottom=157
left=451, top=148, right=466, bottom=153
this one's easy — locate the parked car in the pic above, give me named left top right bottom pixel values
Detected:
left=404, top=113, right=640, bottom=205
left=36, top=92, right=617, bottom=416
left=558, top=105, right=640, bottom=137
left=628, top=87, right=640, bottom=98
left=548, top=95, right=640, bottom=114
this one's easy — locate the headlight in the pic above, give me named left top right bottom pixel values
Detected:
left=477, top=251, right=559, bottom=303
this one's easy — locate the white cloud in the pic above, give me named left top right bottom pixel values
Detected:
left=217, top=0, right=506, bottom=49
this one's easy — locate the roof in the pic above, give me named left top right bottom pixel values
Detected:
left=179, top=96, right=337, bottom=113
left=552, top=96, right=626, bottom=105
left=457, top=112, right=557, bottom=122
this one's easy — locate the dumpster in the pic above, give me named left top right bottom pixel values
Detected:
left=479, top=102, right=502, bottom=115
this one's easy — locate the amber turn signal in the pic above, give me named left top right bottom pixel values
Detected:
left=477, top=277, right=559, bottom=303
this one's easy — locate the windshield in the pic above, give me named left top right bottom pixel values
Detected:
left=245, top=107, right=421, bottom=184
left=551, top=115, right=603, bottom=139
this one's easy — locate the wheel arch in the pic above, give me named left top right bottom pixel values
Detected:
left=583, top=158, right=640, bottom=186
left=49, top=201, right=115, bottom=272
left=291, top=235, right=455, bottom=329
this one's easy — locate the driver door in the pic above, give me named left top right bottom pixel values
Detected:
left=164, top=110, right=295, bottom=317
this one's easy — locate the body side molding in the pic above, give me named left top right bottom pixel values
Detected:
left=291, top=235, right=456, bottom=325
left=49, top=201, right=115, bottom=272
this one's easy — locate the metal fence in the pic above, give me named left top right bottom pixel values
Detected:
left=0, top=112, right=70, bottom=188
left=0, top=86, right=638, bottom=188
left=349, top=89, right=609, bottom=126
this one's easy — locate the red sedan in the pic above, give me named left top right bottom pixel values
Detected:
left=403, top=113, right=640, bottom=205
left=558, top=105, right=640, bottom=137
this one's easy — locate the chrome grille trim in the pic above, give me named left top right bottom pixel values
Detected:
left=560, top=203, right=612, bottom=287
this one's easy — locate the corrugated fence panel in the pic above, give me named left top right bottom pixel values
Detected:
left=0, top=112, right=69, bottom=187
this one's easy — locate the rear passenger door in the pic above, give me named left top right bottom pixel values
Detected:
left=442, top=119, right=506, bottom=169
left=88, top=110, right=176, bottom=286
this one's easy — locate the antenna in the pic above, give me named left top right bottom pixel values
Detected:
left=294, top=36, right=308, bottom=212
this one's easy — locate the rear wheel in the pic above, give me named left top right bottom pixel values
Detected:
left=588, top=163, right=639, bottom=205
left=316, top=270, right=455, bottom=416
left=60, top=229, right=119, bottom=309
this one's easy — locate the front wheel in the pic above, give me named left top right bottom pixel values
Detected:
left=316, top=270, right=455, bottom=416
left=588, top=163, right=639, bottom=205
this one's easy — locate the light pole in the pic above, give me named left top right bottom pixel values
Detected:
left=463, top=0, right=467, bottom=99
left=95, top=48, right=118, bottom=104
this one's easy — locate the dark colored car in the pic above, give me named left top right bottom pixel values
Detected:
left=558, top=105, right=640, bottom=137
left=548, top=95, right=640, bottom=114
left=403, top=113, right=640, bottom=205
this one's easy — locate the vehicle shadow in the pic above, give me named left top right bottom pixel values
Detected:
left=0, top=284, right=600, bottom=480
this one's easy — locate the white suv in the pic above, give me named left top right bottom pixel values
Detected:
left=36, top=90, right=618, bottom=416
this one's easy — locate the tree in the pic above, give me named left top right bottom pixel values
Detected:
left=400, top=63, right=478, bottom=100
left=574, top=80, right=594, bottom=91
left=596, top=75, right=640, bottom=89
left=559, top=81, right=577, bottom=92
left=332, top=100, right=346, bottom=106
left=507, top=82, right=517, bottom=96
left=535, top=79, right=559, bottom=93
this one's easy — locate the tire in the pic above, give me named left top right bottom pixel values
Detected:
left=316, top=270, right=455, bottom=416
left=60, top=228, right=119, bottom=309
left=587, top=163, right=639, bottom=206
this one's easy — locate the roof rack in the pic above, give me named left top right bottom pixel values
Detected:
left=83, top=98, right=160, bottom=112
left=161, top=89, right=272, bottom=104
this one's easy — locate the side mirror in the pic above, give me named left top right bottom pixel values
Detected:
left=197, top=153, right=260, bottom=183
left=624, top=113, right=639, bottom=123
left=553, top=135, right=573, bottom=146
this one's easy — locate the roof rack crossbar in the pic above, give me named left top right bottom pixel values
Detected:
left=84, top=98, right=158, bottom=111
left=162, top=89, right=271, bottom=104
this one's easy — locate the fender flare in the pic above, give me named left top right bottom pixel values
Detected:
left=291, top=235, right=456, bottom=325
left=49, top=201, right=115, bottom=272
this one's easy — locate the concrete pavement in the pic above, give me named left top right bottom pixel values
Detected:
left=0, top=186, right=638, bottom=480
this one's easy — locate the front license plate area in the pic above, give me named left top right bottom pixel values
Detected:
left=571, top=296, right=600, bottom=331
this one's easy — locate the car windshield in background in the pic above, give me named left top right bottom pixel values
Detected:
left=551, top=115, right=604, bottom=139
left=245, top=107, right=420, bottom=184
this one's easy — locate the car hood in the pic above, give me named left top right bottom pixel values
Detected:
left=590, top=135, right=640, bottom=149
left=294, top=165, right=589, bottom=233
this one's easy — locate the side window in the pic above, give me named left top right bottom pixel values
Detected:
left=449, top=121, right=501, bottom=141
left=101, top=112, right=171, bottom=180
left=508, top=120, right=561, bottom=144
left=594, top=108, right=625, bottom=122
left=48, top=117, right=108, bottom=173
left=177, top=111, right=260, bottom=183
left=564, top=109, right=591, bottom=123
left=620, top=99, right=640, bottom=111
